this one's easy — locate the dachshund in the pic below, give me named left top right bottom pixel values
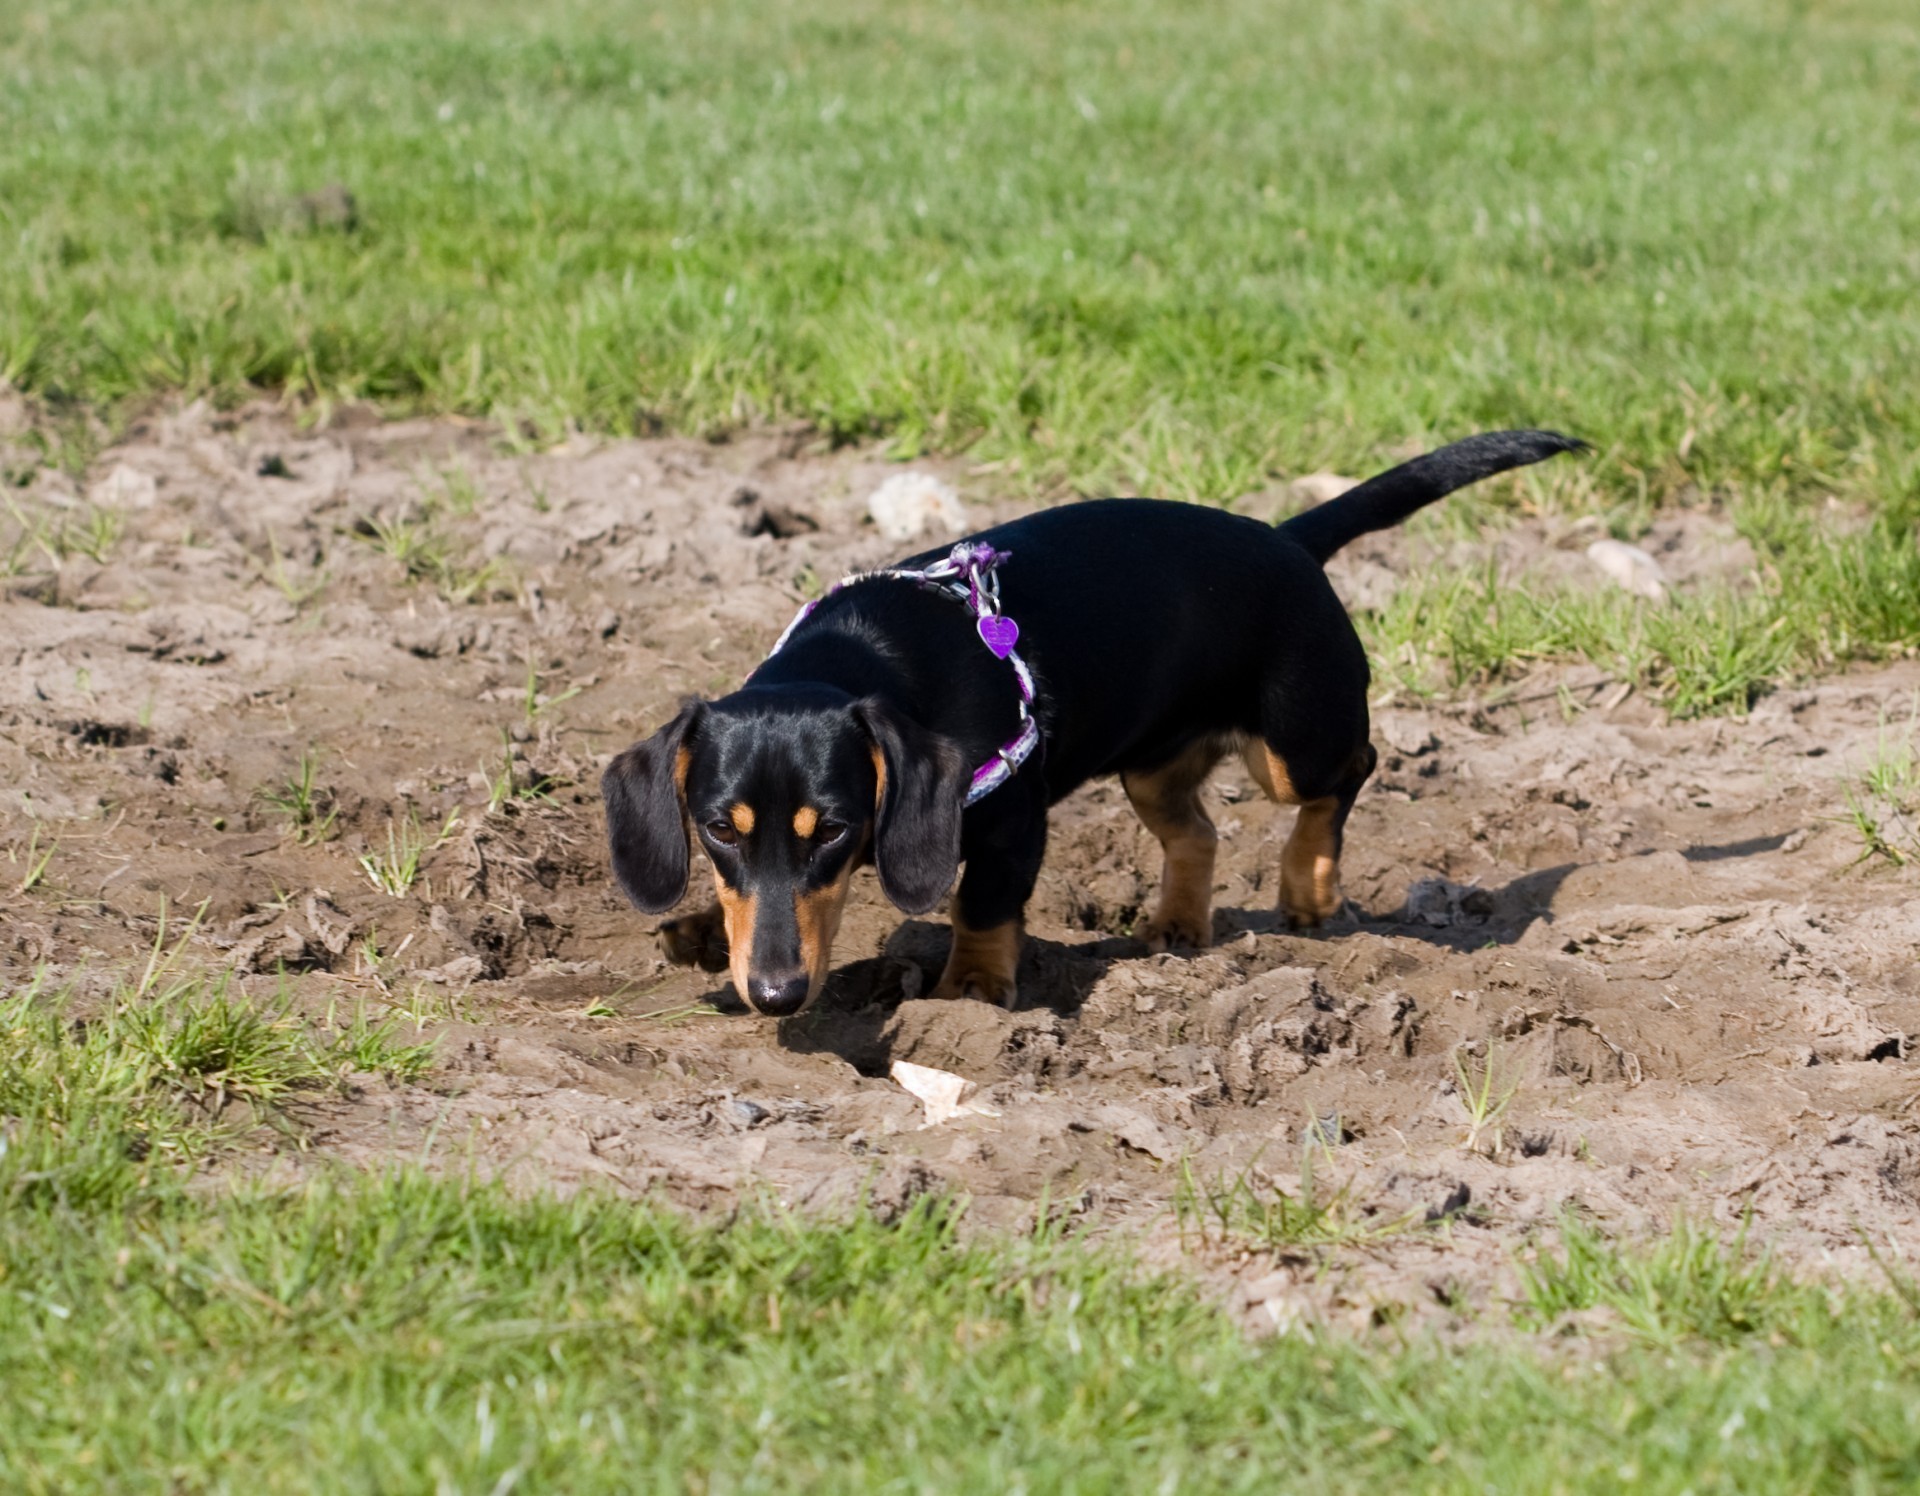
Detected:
left=603, top=429, right=1582, bottom=1015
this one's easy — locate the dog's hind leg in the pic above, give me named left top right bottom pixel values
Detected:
left=1243, top=738, right=1377, bottom=929
left=1123, top=738, right=1229, bottom=952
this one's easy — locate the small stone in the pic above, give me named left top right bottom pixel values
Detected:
left=867, top=471, right=966, bottom=542
left=1585, top=539, right=1668, bottom=601
left=89, top=463, right=159, bottom=510
left=594, top=608, right=620, bottom=638
left=1286, top=472, right=1361, bottom=508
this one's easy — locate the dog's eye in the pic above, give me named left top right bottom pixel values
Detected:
left=705, top=821, right=739, bottom=846
left=811, top=819, right=848, bottom=847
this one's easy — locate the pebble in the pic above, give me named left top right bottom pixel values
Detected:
left=867, top=471, right=966, bottom=542
left=1585, top=538, right=1668, bottom=601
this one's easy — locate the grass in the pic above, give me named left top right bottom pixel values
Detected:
left=5, top=0, right=1918, bottom=507
left=1451, top=1041, right=1523, bottom=1157
left=1520, top=1213, right=1792, bottom=1347
left=1363, top=477, right=1920, bottom=712
left=521, top=653, right=583, bottom=725
left=8, top=941, right=1920, bottom=1489
left=1173, top=1146, right=1422, bottom=1252
left=0, top=951, right=433, bottom=1210
left=2, top=490, right=124, bottom=570
left=257, top=531, right=329, bottom=607
left=481, top=731, right=561, bottom=814
left=257, top=749, right=339, bottom=846
left=5, top=0, right=1920, bottom=703
left=355, top=509, right=512, bottom=604
left=9, top=824, right=57, bottom=893
left=1842, top=693, right=1920, bottom=864
left=356, top=808, right=460, bottom=897
left=7, top=1162, right=1920, bottom=1493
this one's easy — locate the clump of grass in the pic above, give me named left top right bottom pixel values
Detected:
left=1173, top=1145, right=1419, bottom=1251
left=1842, top=694, right=1920, bottom=864
left=2, top=491, right=124, bottom=568
left=259, top=530, right=329, bottom=607
left=1451, top=1040, right=1523, bottom=1157
left=1366, top=482, right=1920, bottom=716
left=1, top=927, right=436, bottom=1205
left=521, top=653, right=582, bottom=725
left=317, top=994, right=437, bottom=1081
left=258, top=748, right=339, bottom=845
left=481, top=730, right=562, bottom=815
left=356, top=808, right=461, bottom=896
left=432, top=463, right=484, bottom=516
left=9, top=824, right=57, bottom=893
left=356, top=511, right=513, bottom=604
left=1520, top=1215, right=1802, bottom=1346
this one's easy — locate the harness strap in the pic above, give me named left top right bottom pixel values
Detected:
left=760, top=542, right=1041, bottom=806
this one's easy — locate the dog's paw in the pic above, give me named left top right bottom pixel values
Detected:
left=1281, top=892, right=1348, bottom=930
left=658, top=903, right=730, bottom=972
left=1137, top=913, right=1212, bottom=954
left=1281, top=862, right=1346, bottom=929
left=930, top=969, right=1019, bottom=1009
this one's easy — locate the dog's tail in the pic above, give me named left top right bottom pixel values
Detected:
left=1277, top=429, right=1586, bottom=565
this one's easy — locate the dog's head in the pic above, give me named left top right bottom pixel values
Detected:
left=602, top=687, right=969, bottom=1016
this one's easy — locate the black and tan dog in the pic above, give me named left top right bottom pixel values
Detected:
left=603, top=430, right=1582, bottom=1016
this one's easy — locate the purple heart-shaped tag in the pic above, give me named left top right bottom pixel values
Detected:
left=977, top=614, right=1019, bottom=659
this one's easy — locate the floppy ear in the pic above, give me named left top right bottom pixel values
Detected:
left=602, top=703, right=704, bottom=912
left=855, top=699, right=968, bottom=915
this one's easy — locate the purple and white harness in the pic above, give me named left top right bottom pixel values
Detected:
left=762, top=541, right=1042, bottom=806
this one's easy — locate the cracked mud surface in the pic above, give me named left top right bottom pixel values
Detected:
left=5, top=399, right=1918, bottom=1329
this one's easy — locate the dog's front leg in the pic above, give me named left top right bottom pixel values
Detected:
left=930, top=795, right=1046, bottom=1007
left=931, top=909, right=1025, bottom=1007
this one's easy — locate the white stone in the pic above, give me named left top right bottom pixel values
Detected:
left=866, top=471, right=966, bottom=542
left=1585, top=538, right=1668, bottom=601
left=1287, top=471, right=1361, bottom=507
left=88, top=463, right=159, bottom=510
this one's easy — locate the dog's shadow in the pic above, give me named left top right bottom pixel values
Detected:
left=776, top=920, right=1131, bottom=1074
left=733, top=834, right=1789, bottom=1071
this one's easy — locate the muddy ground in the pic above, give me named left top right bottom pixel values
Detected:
left=4, top=398, right=1919, bottom=1331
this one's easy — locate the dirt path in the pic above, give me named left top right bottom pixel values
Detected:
left=5, top=401, right=1918, bottom=1328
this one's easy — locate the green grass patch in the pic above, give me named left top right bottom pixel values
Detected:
left=7, top=0, right=1920, bottom=704
left=1364, top=477, right=1920, bottom=712
left=1, top=944, right=433, bottom=1208
left=5, top=0, right=1919, bottom=508
left=7, top=951, right=1920, bottom=1489
left=6, top=1167, right=1920, bottom=1492
left=1841, top=693, right=1920, bottom=863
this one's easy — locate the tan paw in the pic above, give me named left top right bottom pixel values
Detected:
left=1280, top=878, right=1343, bottom=929
left=1137, top=911, right=1212, bottom=953
left=930, top=969, right=1019, bottom=1008
left=658, top=904, right=730, bottom=972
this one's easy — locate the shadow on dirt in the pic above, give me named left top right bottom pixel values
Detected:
left=694, top=834, right=1793, bottom=1072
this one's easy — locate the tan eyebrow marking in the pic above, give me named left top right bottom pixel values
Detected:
left=792, top=806, right=819, bottom=839
left=729, top=803, right=756, bottom=836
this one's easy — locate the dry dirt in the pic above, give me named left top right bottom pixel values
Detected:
left=5, top=400, right=1919, bottom=1331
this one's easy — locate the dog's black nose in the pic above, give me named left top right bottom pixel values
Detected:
left=748, top=973, right=812, bottom=1017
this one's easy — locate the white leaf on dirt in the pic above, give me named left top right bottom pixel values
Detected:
left=866, top=471, right=966, bottom=542
left=889, top=1059, right=1000, bottom=1127
left=88, top=463, right=159, bottom=510
left=1585, top=538, right=1668, bottom=601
